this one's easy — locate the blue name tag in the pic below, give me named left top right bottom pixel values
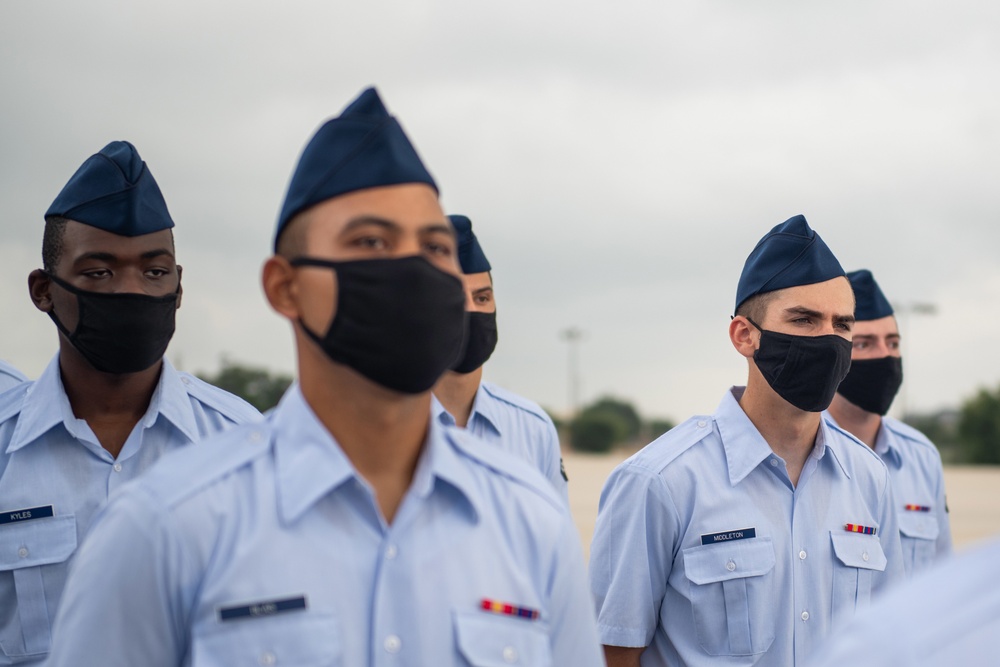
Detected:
left=219, top=596, right=308, bottom=622
left=701, top=527, right=756, bottom=545
left=0, top=505, right=54, bottom=526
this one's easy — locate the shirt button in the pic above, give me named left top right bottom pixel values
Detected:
left=799, top=550, right=807, bottom=560
left=250, top=431, right=262, bottom=442
left=181, top=376, right=191, bottom=385
left=503, top=646, right=518, bottom=663
left=384, top=635, right=401, bottom=654
left=726, top=559, right=736, bottom=572
left=18, top=547, right=28, bottom=558
left=801, top=611, right=810, bottom=621
left=385, top=544, right=398, bottom=560
left=696, top=420, right=707, bottom=428
left=113, top=463, right=123, bottom=472
left=258, top=651, right=276, bottom=666
left=769, top=459, right=779, bottom=467
left=862, top=551, right=870, bottom=562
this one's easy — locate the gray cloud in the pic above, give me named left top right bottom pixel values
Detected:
left=1, top=0, right=997, bottom=423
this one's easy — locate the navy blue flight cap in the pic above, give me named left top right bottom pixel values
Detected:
left=274, top=87, right=438, bottom=250
left=45, top=141, right=174, bottom=236
left=448, top=215, right=491, bottom=274
left=735, top=214, right=845, bottom=315
left=848, top=269, right=894, bottom=321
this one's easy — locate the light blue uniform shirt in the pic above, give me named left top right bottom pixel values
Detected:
left=590, top=387, right=905, bottom=667
left=0, top=355, right=260, bottom=666
left=0, top=361, right=27, bottom=393
left=809, top=536, right=1000, bottom=666
left=433, top=381, right=568, bottom=503
left=47, top=384, right=603, bottom=667
left=825, top=413, right=952, bottom=575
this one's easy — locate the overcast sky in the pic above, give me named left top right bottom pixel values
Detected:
left=2, top=0, right=998, bottom=423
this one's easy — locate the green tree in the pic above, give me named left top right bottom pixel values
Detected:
left=582, top=396, right=642, bottom=443
left=646, top=418, right=676, bottom=440
left=198, top=360, right=293, bottom=412
left=957, top=385, right=1000, bottom=464
left=569, top=411, right=619, bottom=453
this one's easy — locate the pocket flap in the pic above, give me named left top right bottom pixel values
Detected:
left=898, top=512, right=939, bottom=541
left=193, top=612, right=339, bottom=665
left=830, top=531, right=886, bottom=571
left=683, top=538, right=775, bottom=585
left=0, top=515, right=76, bottom=570
left=454, top=610, right=550, bottom=667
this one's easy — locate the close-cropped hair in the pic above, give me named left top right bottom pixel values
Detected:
left=276, top=211, right=310, bottom=259
left=735, top=291, right=779, bottom=326
left=41, top=216, right=69, bottom=273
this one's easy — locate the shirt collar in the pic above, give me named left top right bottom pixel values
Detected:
left=6, top=355, right=199, bottom=454
left=716, top=387, right=850, bottom=485
left=431, top=384, right=501, bottom=436
left=715, top=387, right=775, bottom=486
left=275, top=386, right=480, bottom=525
left=467, top=384, right=501, bottom=435
left=873, top=421, right=903, bottom=468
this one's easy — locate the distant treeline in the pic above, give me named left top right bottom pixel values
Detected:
left=904, top=383, right=1000, bottom=464
left=198, top=359, right=1000, bottom=465
left=555, top=386, right=1000, bottom=463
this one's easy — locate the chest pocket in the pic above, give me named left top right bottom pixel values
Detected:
left=192, top=612, right=340, bottom=666
left=0, top=515, right=77, bottom=660
left=830, top=531, right=886, bottom=623
left=454, top=611, right=551, bottom=667
left=898, top=512, right=939, bottom=575
left=682, top=537, right=776, bottom=657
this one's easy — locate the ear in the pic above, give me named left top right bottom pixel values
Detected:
left=729, top=315, right=758, bottom=359
left=261, top=255, right=300, bottom=321
left=175, top=265, right=184, bottom=309
left=28, top=269, right=54, bottom=313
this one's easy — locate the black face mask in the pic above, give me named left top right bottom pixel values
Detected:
left=452, top=311, right=498, bottom=374
left=747, top=317, right=852, bottom=412
left=291, top=255, right=467, bottom=394
left=46, top=273, right=178, bottom=374
left=837, top=356, right=903, bottom=416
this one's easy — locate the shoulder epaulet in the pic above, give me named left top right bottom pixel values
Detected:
left=139, top=421, right=272, bottom=508
left=0, top=382, right=31, bottom=423
left=445, top=426, right=563, bottom=511
left=627, top=416, right=715, bottom=474
left=177, top=373, right=262, bottom=424
left=881, top=416, right=937, bottom=450
left=480, top=382, right=552, bottom=424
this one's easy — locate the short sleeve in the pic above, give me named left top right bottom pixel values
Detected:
left=47, top=488, right=189, bottom=667
left=589, top=463, right=679, bottom=648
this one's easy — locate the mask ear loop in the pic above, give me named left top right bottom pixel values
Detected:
left=42, top=271, right=79, bottom=339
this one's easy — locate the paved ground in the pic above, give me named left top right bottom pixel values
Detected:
left=564, top=449, right=1000, bottom=561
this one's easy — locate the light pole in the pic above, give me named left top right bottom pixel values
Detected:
left=893, top=302, right=938, bottom=418
left=560, top=327, right=585, bottom=417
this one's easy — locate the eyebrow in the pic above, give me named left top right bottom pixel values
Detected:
left=342, top=216, right=455, bottom=238
left=72, top=249, right=175, bottom=264
left=342, top=216, right=399, bottom=233
left=784, top=306, right=855, bottom=324
left=471, top=286, right=493, bottom=296
left=141, top=248, right=175, bottom=260
left=72, top=251, right=117, bottom=264
left=421, top=223, right=456, bottom=238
